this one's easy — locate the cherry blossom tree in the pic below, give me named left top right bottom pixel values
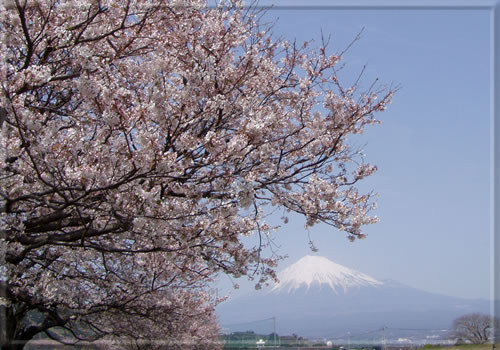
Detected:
left=0, top=0, right=393, bottom=348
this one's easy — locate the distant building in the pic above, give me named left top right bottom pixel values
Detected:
left=256, top=339, right=266, bottom=348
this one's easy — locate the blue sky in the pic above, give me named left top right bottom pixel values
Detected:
left=216, top=3, right=492, bottom=300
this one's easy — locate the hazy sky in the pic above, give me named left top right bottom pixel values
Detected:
left=216, top=3, right=492, bottom=300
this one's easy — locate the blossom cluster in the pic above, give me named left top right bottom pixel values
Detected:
left=0, top=0, right=392, bottom=347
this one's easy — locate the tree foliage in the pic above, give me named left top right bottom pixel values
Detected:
left=0, top=0, right=392, bottom=348
left=451, top=313, right=499, bottom=344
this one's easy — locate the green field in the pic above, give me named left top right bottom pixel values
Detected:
left=423, top=345, right=499, bottom=350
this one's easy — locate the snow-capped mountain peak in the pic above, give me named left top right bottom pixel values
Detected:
left=271, top=255, right=383, bottom=294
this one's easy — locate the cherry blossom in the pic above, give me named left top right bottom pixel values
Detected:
left=0, top=0, right=392, bottom=348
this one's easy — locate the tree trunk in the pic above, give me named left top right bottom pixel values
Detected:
left=1, top=340, right=27, bottom=350
left=1, top=280, right=17, bottom=348
left=0, top=304, right=26, bottom=350
left=1, top=283, right=43, bottom=350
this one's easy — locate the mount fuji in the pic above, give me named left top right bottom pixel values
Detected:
left=271, top=255, right=383, bottom=294
left=216, top=255, right=490, bottom=338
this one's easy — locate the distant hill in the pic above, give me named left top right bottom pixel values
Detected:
left=217, top=255, right=490, bottom=340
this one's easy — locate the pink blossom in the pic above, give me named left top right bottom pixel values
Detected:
left=0, top=0, right=392, bottom=348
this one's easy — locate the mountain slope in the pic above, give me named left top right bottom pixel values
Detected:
left=217, top=255, right=490, bottom=338
left=271, top=255, right=382, bottom=294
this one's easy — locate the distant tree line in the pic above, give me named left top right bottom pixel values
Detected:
left=450, top=313, right=500, bottom=344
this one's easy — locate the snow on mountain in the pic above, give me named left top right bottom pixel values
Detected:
left=217, top=255, right=490, bottom=338
left=271, top=255, right=383, bottom=294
